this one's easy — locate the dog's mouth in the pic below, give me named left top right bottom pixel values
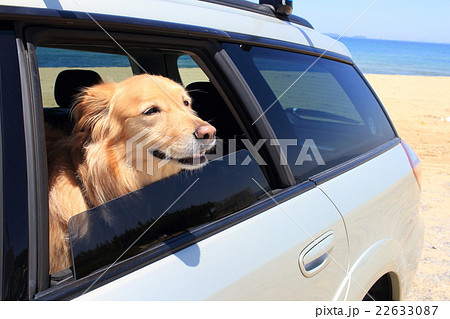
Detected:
left=151, top=149, right=208, bottom=166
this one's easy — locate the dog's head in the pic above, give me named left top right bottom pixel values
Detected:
left=72, top=74, right=216, bottom=177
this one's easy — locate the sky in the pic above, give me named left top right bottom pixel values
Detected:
left=252, top=0, right=450, bottom=44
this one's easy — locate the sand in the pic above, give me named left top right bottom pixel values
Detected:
left=366, top=74, right=450, bottom=301
left=40, top=67, right=449, bottom=300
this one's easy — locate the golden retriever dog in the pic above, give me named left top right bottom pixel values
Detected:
left=47, top=74, right=216, bottom=274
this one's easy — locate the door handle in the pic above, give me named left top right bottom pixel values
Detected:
left=299, top=231, right=334, bottom=277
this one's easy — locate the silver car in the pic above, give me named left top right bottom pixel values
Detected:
left=0, top=0, right=422, bottom=300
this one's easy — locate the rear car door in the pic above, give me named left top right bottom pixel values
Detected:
left=73, top=178, right=349, bottom=300
left=316, top=143, right=422, bottom=300
left=222, top=41, right=420, bottom=300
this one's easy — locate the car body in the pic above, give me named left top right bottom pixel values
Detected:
left=0, top=0, right=423, bottom=300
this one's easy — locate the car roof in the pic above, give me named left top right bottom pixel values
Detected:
left=0, top=0, right=351, bottom=57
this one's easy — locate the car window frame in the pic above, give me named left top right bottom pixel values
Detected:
left=0, top=24, right=31, bottom=301
left=19, top=24, right=297, bottom=299
left=218, top=37, right=400, bottom=184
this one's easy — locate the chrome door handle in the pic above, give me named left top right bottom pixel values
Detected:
left=299, top=231, right=334, bottom=277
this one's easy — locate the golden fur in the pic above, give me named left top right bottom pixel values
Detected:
left=47, top=74, right=215, bottom=273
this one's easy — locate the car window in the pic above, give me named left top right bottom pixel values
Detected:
left=223, top=43, right=396, bottom=182
left=35, top=42, right=263, bottom=281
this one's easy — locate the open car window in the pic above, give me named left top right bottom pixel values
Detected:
left=68, top=150, right=270, bottom=279
left=29, top=32, right=267, bottom=286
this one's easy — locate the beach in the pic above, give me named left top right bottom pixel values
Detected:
left=366, top=74, right=450, bottom=301
left=40, top=67, right=449, bottom=300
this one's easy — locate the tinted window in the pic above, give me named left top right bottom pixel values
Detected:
left=69, top=150, right=270, bottom=278
left=223, top=44, right=396, bottom=182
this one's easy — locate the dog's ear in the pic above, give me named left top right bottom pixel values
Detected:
left=72, top=82, right=116, bottom=141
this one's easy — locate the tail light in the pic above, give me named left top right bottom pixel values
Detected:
left=401, top=140, right=421, bottom=189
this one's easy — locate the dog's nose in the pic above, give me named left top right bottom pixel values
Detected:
left=195, top=124, right=216, bottom=140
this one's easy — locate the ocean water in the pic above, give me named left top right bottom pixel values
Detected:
left=37, top=47, right=131, bottom=68
left=36, top=37, right=450, bottom=76
left=337, top=37, right=450, bottom=76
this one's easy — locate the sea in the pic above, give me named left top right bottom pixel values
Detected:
left=337, top=37, right=450, bottom=76
left=36, top=37, right=450, bottom=76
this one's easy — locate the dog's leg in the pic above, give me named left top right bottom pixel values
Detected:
left=48, top=174, right=89, bottom=274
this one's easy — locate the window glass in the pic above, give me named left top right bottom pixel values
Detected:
left=257, top=63, right=364, bottom=125
left=69, top=150, right=270, bottom=279
left=223, top=43, right=396, bottom=182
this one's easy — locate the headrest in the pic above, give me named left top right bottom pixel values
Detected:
left=54, top=69, right=102, bottom=108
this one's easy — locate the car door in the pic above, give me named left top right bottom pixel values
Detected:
left=219, top=41, right=408, bottom=301
left=73, top=176, right=349, bottom=301
left=315, top=142, right=422, bottom=300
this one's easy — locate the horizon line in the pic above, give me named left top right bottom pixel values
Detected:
left=324, top=34, right=450, bottom=45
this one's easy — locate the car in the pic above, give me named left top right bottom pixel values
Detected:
left=0, top=0, right=423, bottom=300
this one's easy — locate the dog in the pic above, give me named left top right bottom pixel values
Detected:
left=46, top=74, right=216, bottom=274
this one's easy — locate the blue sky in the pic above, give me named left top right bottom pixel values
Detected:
left=252, top=0, right=450, bottom=44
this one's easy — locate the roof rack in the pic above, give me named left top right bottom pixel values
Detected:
left=259, top=0, right=292, bottom=16
left=199, top=0, right=314, bottom=29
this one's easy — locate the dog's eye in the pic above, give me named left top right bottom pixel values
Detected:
left=143, top=107, right=160, bottom=115
left=183, top=100, right=190, bottom=107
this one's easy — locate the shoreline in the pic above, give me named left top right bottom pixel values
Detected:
left=366, top=73, right=450, bottom=78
